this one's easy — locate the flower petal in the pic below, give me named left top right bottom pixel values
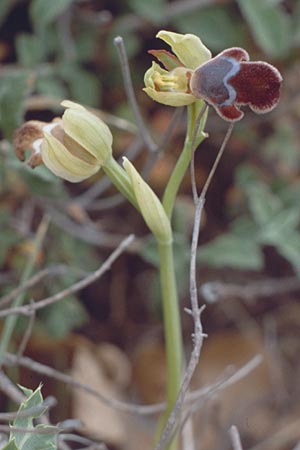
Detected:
left=42, top=132, right=100, bottom=182
left=123, top=157, right=172, bottom=244
left=62, top=103, right=113, bottom=164
left=143, top=87, right=196, bottom=107
left=157, top=30, right=211, bottom=69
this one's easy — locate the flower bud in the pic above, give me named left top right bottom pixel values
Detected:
left=123, top=157, right=172, bottom=244
left=14, top=101, right=113, bottom=182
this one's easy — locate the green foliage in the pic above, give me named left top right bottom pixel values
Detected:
left=174, top=5, right=247, bottom=52
left=198, top=233, right=264, bottom=270
left=200, top=163, right=300, bottom=273
left=30, top=0, right=74, bottom=28
left=0, top=0, right=13, bottom=26
left=3, top=385, right=57, bottom=450
left=0, top=71, right=29, bottom=139
left=0, top=210, right=21, bottom=266
left=128, top=0, right=166, bottom=24
left=15, top=34, right=45, bottom=68
left=237, top=0, right=292, bottom=58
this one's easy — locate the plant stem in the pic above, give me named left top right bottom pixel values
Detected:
left=162, top=103, right=207, bottom=220
left=157, top=240, right=183, bottom=449
left=103, top=157, right=139, bottom=209
left=0, top=216, right=50, bottom=367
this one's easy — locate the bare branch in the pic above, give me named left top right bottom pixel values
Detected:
left=0, top=234, right=135, bottom=318
left=3, top=352, right=162, bottom=415
left=0, top=265, right=86, bottom=308
left=155, top=121, right=235, bottom=449
left=201, top=276, right=300, bottom=304
left=230, top=425, right=244, bottom=450
left=16, top=302, right=36, bottom=357
left=114, top=36, right=158, bottom=154
left=0, top=398, right=56, bottom=422
left=0, top=370, right=25, bottom=404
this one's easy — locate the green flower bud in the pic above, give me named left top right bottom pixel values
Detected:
left=123, top=157, right=172, bottom=244
left=14, top=101, right=113, bottom=183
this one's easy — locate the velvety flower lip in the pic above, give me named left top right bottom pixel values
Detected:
left=190, top=47, right=283, bottom=122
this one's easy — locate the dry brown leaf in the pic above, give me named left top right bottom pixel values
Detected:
left=70, top=339, right=131, bottom=446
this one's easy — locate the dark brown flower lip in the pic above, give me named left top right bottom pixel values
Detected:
left=189, top=46, right=282, bottom=122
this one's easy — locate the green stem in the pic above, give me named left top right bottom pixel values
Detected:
left=157, top=240, right=183, bottom=449
left=0, top=216, right=50, bottom=366
left=162, top=103, right=206, bottom=220
left=103, top=157, right=139, bottom=210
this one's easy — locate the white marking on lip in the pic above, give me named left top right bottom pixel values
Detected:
left=43, top=123, right=57, bottom=134
left=219, top=56, right=240, bottom=107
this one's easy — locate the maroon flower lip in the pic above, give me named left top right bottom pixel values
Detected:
left=189, top=47, right=283, bottom=122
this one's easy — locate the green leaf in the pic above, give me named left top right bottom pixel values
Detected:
left=8, top=385, right=57, bottom=450
left=30, top=0, right=73, bottom=28
left=68, top=70, right=101, bottom=107
left=58, top=64, right=101, bottom=107
left=197, top=233, right=264, bottom=270
left=174, top=6, right=247, bottom=52
left=237, top=0, right=292, bottom=57
left=36, top=76, right=68, bottom=99
left=263, top=122, right=299, bottom=172
left=275, top=232, right=300, bottom=273
left=2, top=439, right=19, bottom=450
left=246, top=183, right=282, bottom=226
left=41, top=297, right=88, bottom=338
left=0, top=71, right=29, bottom=139
left=293, top=0, right=300, bottom=45
left=15, top=34, right=45, bottom=68
left=128, top=0, right=166, bottom=23
left=0, top=0, right=14, bottom=26
left=258, top=208, right=300, bottom=245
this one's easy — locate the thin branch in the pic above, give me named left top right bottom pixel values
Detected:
left=0, top=398, right=56, bottom=422
left=3, top=352, right=162, bottom=415
left=155, top=121, right=235, bottom=450
left=16, top=302, right=35, bottom=358
left=0, top=424, right=60, bottom=434
left=182, top=355, right=263, bottom=422
left=230, top=425, right=244, bottom=450
left=154, top=189, right=206, bottom=450
left=3, top=353, right=262, bottom=419
left=201, top=276, right=300, bottom=304
left=0, top=370, right=25, bottom=404
left=249, top=418, right=300, bottom=450
left=0, top=216, right=50, bottom=367
left=201, top=122, right=234, bottom=200
left=114, top=36, right=158, bottom=154
left=60, top=433, right=107, bottom=449
left=0, top=265, right=86, bottom=308
left=190, top=104, right=209, bottom=202
left=0, top=234, right=135, bottom=318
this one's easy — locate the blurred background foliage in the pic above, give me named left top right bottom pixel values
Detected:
left=0, top=0, right=299, bottom=340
